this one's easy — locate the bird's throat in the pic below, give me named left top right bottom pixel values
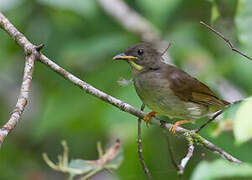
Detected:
left=129, top=61, right=143, bottom=71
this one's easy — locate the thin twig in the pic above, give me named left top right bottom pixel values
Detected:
left=200, top=21, right=252, bottom=60
left=137, top=104, right=152, bottom=180
left=161, top=43, right=172, bottom=57
left=162, top=129, right=179, bottom=171
left=178, top=135, right=194, bottom=174
left=196, top=100, right=243, bottom=133
left=164, top=132, right=179, bottom=170
left=0, top=12, right=242, bottom=165
left=195, top=109, right=223, bottom=133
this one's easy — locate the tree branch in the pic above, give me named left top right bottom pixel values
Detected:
left=0, top=11, right=242, bottom=170
left=200, top=21, right=252, bottom=60
left=0, top=53, right=35, bottom=148
left=195, top=109, right=223, bottom=133
left=0, top=13, right=44, bottom=147
left=137, top=104, right=152, bottom=180
left=162, top=128, right=179, bottom=171
left=178, top=134, right=194, bottom=174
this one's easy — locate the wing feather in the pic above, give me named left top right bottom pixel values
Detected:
left=166, top=65, right=229, bottom=108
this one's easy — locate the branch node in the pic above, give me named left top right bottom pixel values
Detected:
left=35, top=44, right=45, bottom=52
left=25, top=46, right=33, bottom=56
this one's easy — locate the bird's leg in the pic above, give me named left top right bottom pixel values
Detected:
left=143, top=111, right=158, bottom=127
left=170, top=120, right=193, bottom=134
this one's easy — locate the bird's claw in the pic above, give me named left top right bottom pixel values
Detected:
left=143, top=111, right=158, bottom=127
left=169, top=125, right=178, bottom=135
left=169, top=120, right=193, bottom=135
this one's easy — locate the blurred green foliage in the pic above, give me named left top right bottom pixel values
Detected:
left=1, top=0, right=252, bottom=179
left=191, top=159, right=252, bottom=180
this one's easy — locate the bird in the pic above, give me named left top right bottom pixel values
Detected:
left=113, top=43, right=230, bottom=133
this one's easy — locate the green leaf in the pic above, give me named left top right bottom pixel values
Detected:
left=234, top=98, right=252, bottom=144
left=191, top=159, right=252, bottom=180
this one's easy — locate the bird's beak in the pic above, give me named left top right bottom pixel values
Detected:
left=113, top=53, right=137, bottom=61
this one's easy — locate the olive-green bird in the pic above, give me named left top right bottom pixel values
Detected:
left=113, top=43, right=229, bottom=133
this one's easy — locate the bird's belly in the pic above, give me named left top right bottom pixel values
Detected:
left=134, top=75, right=208, bottom=120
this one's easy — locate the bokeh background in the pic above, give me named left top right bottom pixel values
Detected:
left=1, top=0, right=252, bottom=179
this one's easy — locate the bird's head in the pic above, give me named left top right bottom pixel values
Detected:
left=113, top=43, right=162, bottom=72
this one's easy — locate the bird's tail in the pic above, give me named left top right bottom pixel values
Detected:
left=223, top=99, right=244, bottom=109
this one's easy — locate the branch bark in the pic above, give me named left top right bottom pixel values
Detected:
left=178, top=134, right=194, bottom=174
left=0, top=53, right=35, bottom=148
left=0, top=13, right=44, bottom=147
left=0, top=11, right=242, bottom=169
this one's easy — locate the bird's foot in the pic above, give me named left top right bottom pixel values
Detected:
left=169, top=120, right=192, bottom=135
left=143, top=111, right=158, bottom=127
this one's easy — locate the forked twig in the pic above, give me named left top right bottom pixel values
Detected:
left=200, top=21, right=252, bottom=60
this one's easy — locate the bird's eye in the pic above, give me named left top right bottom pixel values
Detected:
left=137, top=49, right=144, bottom=56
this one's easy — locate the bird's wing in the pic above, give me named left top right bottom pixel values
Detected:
left=166, top=65, right=229, bottom=107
